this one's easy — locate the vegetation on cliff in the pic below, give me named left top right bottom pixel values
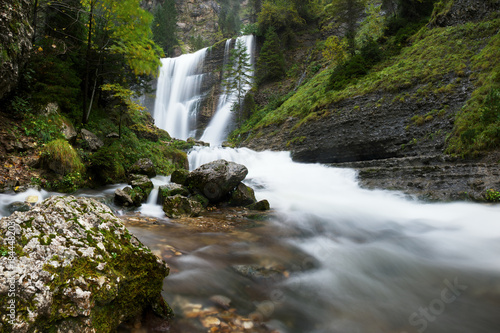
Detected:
left=230, top=0, right=500, bottom=159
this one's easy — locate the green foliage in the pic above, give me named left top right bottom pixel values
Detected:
left=485, top=189, right=500, bottom=202
left=240, top=23, right=258, bottom=35
left=223, top=39, right=253, bottom=125
left=328, top=40, right=382, bottom=91
left=257, top=0, right=305, bottom=34
left=218, top=0, right=242, bottom=36
left=28, top=52, right=82, bottom=115
left=256, top=27, right=286, bottom=84
left=152, top=0, right=178, bottom=57
left=188, top=35, right=209, bottom=52
left=22, top=112, right=65, bottom=144
left=94, top=0, right=163, bottom=76
left=446, top=25, right=500, bottom=156
left=41, top=139, right=85, bottom=176
left=326, top=0, right=365, bottom=53
left=322, top=36, right=348, bottom=66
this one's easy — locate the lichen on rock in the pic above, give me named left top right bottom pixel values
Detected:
left=0, top=196, right=170, bottom=332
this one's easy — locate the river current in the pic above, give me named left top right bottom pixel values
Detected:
left=1, top=146, right=500, bottom=332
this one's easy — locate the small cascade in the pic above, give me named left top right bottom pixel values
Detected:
left=201, top=35, right=256, bottom=146
left=153, top=48, right=207, bottom=140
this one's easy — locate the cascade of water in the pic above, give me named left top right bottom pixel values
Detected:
left=200, top=35, right=256, bottom=145
left=153, top=48, right=207, bottom=140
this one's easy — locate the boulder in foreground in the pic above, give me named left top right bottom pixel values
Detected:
left=0, top=196, right=170, bottom=332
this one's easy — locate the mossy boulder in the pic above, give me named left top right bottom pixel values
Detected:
left=185, top=160, right=248, bottom=203
left=128, top=158, right=156, bottom=178
left=128, top=174, right=154, bottom=198
left=170, top=169, right=190, bottom=185
left=228, top=183, right=257, bottom=207
left=0, top=196, right=170, bottom=332
left=248, top=200, right=271, bottom=211
left=80, top=129, right=104, bottom=151
left=162, top=195, right=203, bottom=218
left=158, top=184, right=190, bottom=204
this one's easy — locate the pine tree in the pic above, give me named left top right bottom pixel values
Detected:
left=256, top=27, right=285, bottom=84
left=223, top=39, right=253, bottom=126
left=152, top=0, right=178, bottom=57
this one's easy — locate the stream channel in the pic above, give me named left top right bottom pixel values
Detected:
left=2, top=146, right=500, bottom=333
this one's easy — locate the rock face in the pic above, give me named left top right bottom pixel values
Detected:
left=431, top=0, right=500, bottom=27
left=185, top=159, right=248, bottom=203
left=0, top=196, right=169, bottom=332
left=0, top=0, right=33, bottom=100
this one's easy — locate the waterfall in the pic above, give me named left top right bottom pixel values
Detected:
left=200, top=35, right=256, bottom=146
left=153, top=48, right=207, bottom=140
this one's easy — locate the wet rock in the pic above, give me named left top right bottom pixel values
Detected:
left=228, top=183, right=257, bottom=207
left=7, top=201, right=31, bottom=214
left=159, top=184, right=190, bottom=203
left=0, top=196, right=170, bottom=332
left=171, top=169, right=190, bottom=185
left=209, top=295, right=231, bottom=309
left=80, top=129, right=103, bottom=151
left=187, top=137, right=210, bottom=147
left=128, top=174, right=154, bottom=197
left=185, top=159, right=248, bottom=203
left=129, top=158, right=157, bottom=178
left=163, top=194, right=203, bottom=218
left=114, top=188, right=134, bottom=207
left=247, top=200, right=271, bottom=211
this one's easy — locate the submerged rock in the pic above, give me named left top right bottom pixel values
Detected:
left=185, top=159, right=248, bottom=203
left=0, top=196, right=170, bottom=332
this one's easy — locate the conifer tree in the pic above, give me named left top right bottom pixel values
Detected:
left=152, top=0, right=178, bottom=57
left=256, top=27, right=285, bottom=84
left=223, top=39, right=253, bottom=126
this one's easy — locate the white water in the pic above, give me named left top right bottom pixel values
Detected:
left=187, top=146, right=500, bottom=332
left=200, top=35, right=256, bottom=145
left=153, top=48, right=207, bottom=140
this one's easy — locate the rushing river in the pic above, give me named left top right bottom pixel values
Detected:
left=1, top=146, right=500, bottom=332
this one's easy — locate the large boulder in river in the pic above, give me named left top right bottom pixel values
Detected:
left=185, top=159, right=248, bottom=203
left=0, top=196, right=170, bottom=332
left=128, top=174, right=154, bottom=197
left=128, top=158, right=156, bottom=178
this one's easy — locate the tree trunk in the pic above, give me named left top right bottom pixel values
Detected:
left=32, top=0, right=39, bottom=44
left=83, top=1, right=94, bottom=124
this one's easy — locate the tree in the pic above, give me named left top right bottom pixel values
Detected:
left=256, top=27, right=285, bottom=84
left=330, top=0, right=365, bottom=54
left=223, top=39, right=253, bottom=126
left=322, top=35, right=349, bottom=67
left=80, top=0, right=163, bottom=123
left=152, top=0, right=178, bottom=57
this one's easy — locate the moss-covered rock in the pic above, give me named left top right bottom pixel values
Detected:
left=248, top=199, right=271, bottom=211
left=228, top=183, right=257, bottom=207
left=170, top=169, right=190, bottom=185
left=128, top=158, right=156, bottom=178
left=162, top=195, right=203, bottom=218
left=128, top=174, right=153, bottom=198
left=0, top=196, right=170, bottom=332
left=158, top=184, right=190, bottom=203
